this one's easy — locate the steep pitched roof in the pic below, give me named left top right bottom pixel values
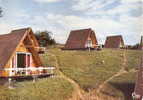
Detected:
left=104, top=35, right=124, bottom=48
left=64, top=28, right=98, bottom=49
left=0, top=28, right=41, bottom=68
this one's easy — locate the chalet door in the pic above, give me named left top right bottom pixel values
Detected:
left=17, top=54, right=26, bottom=68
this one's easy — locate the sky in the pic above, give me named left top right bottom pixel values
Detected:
left=0, top=0, right=142, bottom=45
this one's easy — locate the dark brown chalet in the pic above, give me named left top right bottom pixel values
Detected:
left=64, top=28, right=98, bottom=50
left=104, top=35, right=125, bottom=48
left=132, top=57, right=143, bottom=100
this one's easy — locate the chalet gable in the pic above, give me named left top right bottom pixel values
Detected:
left=64, top=28, right=98, bottom=50
left=104, top=35, right=125, bottom=48
left=0, top=28, right=42, bottom=69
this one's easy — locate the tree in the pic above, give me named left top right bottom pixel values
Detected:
left=35, top=31, right=56, bottom=47
left=128, top=43, right=140, bottom=50
left=0, top=7, right=2, bottom=17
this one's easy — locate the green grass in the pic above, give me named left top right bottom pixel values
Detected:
left=45, top=48, right=142, bottom=91
left=40, top=53, right=57, bottom=67
left=126, top=50, right=142, bottom=70
left=101, top=72, right=136, bottom=100
left=0, top=48, right=141, bottom=100
left=0, top=77, right=73, bottom=100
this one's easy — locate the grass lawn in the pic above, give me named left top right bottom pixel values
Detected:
left=101, top=72, right=136, bottom=100
left=45, top=48, right=142, bottom=92
left=0, top=48, right=141, bottom=100
left=0, top=77, right=73, bottom=100
left=126, top=50, right=142, bottom=70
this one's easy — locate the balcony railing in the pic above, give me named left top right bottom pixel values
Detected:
left=3, top=67, right=55, bottom=77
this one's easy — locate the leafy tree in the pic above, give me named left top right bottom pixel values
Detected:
left=127, top=43, right=140, bottom=50
left=35, top=31, right=56, bottom=47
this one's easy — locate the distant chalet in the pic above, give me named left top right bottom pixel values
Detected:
left=64, top=28, right=98, bottom=50
left=104, top=35, right=125, bottom=49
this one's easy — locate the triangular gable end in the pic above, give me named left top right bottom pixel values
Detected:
left=23, top=28, right=42, bottom=66
left=5, top=28, right=42, bottom=69
left=84, top=30, right=98, bottom=48
left=64, top=28, right=98, bottom=50
left=119, top=37, right=125, bottom=48
left=105, top=35, right=125, bottom=48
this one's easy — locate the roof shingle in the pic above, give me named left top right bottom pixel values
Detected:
left=0, top=28, right=29, bottom=68
left=104, top=35, right=124, bottom=48
left=64, top=28, right=98, bottom=49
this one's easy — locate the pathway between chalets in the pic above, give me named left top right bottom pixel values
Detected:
left=82, top=51, right=136, bottom=100
left=49, top=53, right=85, bottom=100
left=49, top=51, right=136, bottom=100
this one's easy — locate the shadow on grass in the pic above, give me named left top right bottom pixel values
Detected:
left=104, top=82, right=135, bottom=100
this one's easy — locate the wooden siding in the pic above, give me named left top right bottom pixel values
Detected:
left=0, top=42, right=37, bottom=77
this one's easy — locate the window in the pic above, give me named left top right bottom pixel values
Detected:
left=16, top=52, right=31, bottom=68
left=17, top=54, right=26, bottom=68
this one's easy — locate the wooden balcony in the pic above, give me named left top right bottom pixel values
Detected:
left=3, top=67, right=55, bottom=77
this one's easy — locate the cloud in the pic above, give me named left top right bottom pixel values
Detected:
left=0, top=23, right=11, bottom=34
left=45, top=13, right=131, bottom=43
left=72, top=0, right=119, bottom=11
left=28, top=12, right=143, bottom=44
left=44, top=13, right=143, bottom=44
left=0, top=0, right=142, bottom=45
left=121, top=0, right=142, bottom=3
left=33, top=0, right=62, bottom=3
left=104, top=2, right=142, bottom=16
left=72, top=0, right=93, bottom=11
left=0, top=10, right=142, bottom=44
left=72, top=0, right=142, bottom=18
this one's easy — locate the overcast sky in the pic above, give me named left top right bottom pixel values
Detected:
left=0, top=0, right=142, bottom=45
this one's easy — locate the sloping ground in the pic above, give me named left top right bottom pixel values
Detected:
left=0, top=77, right=74, bottom=100
left=98, top=71, right=136, bottom=100
left=45, top=48, right=142, bottom=99
left=82, top=69, right=137, bottom=100
left=43, top=53, right=85, bottom=100
left=45, top=49, right=142, bottom=100
left=0, top=48, right=141, bottom=100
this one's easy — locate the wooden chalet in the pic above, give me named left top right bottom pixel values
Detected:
left=0, top=28, right=54, bottom=78
left=139, top=36, right=143, bottom=50
left=104, top=35, right=125, bottom=48
left=64, top=28, right=98, bottom=50
left=132, top=56, right=143, bottom=100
